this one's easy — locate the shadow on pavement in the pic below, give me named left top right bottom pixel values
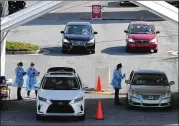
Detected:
left=42, top=46, right=92, bottom=56
left=101, top=46, right=153, bottom=56
left=1, top=93, right=178, bottom=124
left=24, top=10, right=164, bottom=26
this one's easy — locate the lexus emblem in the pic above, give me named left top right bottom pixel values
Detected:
left=58, top=102, right=63, bottom=105
left=148, top=96, right=153, bottom=100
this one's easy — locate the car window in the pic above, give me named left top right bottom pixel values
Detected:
left=129, top=24, right=155, bottom=34
left=77, top=76, right=83, bottom=88
left=39, top=75, right=45, bottom=88
left=129, top=71, right=134, bottom=80
left=42, top=77, right=80, bottom=90
left=132, top=73, right=168, bottom=85
left=65, top=25, right=92, bottom=35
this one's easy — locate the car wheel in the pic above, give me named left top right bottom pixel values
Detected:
left=125, top=94, right=133, bottom=109
left=91, top=49, right=95, bottom=54
left=36, top=114, right=43, bottom=121
left=153, top=49, right=158, bottom=53
left=126, top=47, right=131, bottom=53
left=61, top=48, right=68, bottom=54
left=78, top=114, right=85, bottom=121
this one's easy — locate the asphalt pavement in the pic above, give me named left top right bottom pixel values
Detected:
left=1, top=1, right=179, bottom=126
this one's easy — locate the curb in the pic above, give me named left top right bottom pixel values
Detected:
left=80, top=18, right=164, bottom=21
left=6, top=48, right=51, bottom=55
left=6, top=50, right=40, bottom=55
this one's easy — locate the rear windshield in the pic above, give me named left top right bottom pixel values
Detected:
left=129, top=24, right=155, bottom=34
left=42, top=77, right=80, bottom=90
left=132, top=73, right=168, bottom=85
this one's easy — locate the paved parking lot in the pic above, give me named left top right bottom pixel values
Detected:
left=2, top=1, right=179, bottom=126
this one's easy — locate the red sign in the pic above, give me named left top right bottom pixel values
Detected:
left=91, top=4, right=102, bottom=20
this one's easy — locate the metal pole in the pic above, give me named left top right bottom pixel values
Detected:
left=0, top=1, right=8, bottom=76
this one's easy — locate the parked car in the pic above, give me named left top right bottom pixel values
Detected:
left=8, top=1, right=26, bottom=15
left=125, top=68, right=175, bottom=108
left=124, top=21, right=160, bottom=53
left=60, top=22, right=98, bottom=54
left=166, top=1, right=179, bottom=8
left=36, top=67, right=88, bottom=121
left=120, top=1, right=138, bottom=7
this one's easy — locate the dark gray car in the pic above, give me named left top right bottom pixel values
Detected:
left=125, top=68, right=175, bottom=108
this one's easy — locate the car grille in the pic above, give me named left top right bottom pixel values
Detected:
left=142, top=103, right=159, bottom=106
left=135, top=40, right=149, bottom=43
left=70, top=40, right=86, bottom=46
left=47, top=100, right=74, bottom=113
left=142, top=95, right=160, bottom=100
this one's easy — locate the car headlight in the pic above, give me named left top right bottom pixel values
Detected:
left=38, top=96, right=51, bottom=103
left=149, top=38, right=157, bottom=43
left=130, top=92, right=140, bottom=99
left=163, top=92, right=171, bottom=99
left=62, top=38, right=70, bottom=43
left=126, top=38, right=135, bottom=43
left=74, top=97, right=83, bottom=103
left=88, top=38, right=95, bottom=43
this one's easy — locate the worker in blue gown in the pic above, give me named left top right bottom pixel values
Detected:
left=111, top=63, right=126, bottom=105
left=26, top=62, right=40, bottom=97
left=14, top=62, right=26, bottom=100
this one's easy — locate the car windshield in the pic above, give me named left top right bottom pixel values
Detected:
left=129, top=24, right=155, bottom=34
left=42, top=77, right=80, bottom=90
left=65, top=25, right=91, bottom=35
left=132, top=73, right=168, bottom=85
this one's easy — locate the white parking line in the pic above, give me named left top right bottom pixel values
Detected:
left=168, top=50, right=178, bottom=56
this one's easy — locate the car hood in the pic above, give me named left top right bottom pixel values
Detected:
left=38, top=90, right=82, bottom=100
left=131, top=85, right=170, bottom=95
left=128, top=34, right=156, bottom=40
left=64, top=34, right=93, bottom=41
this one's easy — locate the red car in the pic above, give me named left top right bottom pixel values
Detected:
left=124, top=21, right=160, bottom=53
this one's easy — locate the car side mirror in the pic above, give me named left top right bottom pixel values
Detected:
left=125, top=80, right=131, bottom=84
left=124, top=30, right=128, bottom=33
left=93, top=31, right=98, bottom=34
left=83, top=86, right=88, bottom=90
left=156, top=31, right=160, bottom=34
left=169, top=81, right=175, bottom=85
left=61, top=31, right=64, bottom=34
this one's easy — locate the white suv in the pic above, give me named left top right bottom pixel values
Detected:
left=36, top=67, right=88, bottom=121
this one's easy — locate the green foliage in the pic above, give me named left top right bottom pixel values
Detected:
left=6, top=40, right=40, bottom=51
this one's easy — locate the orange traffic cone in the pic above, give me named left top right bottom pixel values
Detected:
left=96, top=100, right=104, bottom=120
left=96, top=76, right=102, bottom=92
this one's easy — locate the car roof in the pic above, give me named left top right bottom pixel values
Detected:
left=134, top=68, right=165, bottom=74
left=130, top=21, right=154, bottom=25
left=45, top=67, right=78, bottom=78
left=45, top=72, right=77, bottom=78
left=67, top=22, right=91, bottom=26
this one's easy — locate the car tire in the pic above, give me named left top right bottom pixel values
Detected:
left=78, top=114, right=85, bottom=121
left=126, top=47, right=131, bottom=53
left=91, top=49, right=95, bottom=54
left=61, top=48, right=68, bottom=54
left=36, top=114, right=43, bottom=121
left=126, top=94, right=133, bottom=109
left=154, top=49, right=158, bottom=53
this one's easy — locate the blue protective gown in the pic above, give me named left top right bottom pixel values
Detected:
left=112, top=69, right=126, bottom=89
left=26, top=67, right=39, bottom=91
left=14, top=67, right=26, bottom=88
